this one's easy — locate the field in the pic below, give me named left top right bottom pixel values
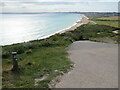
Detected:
left=87, top=15, right=119, bottom=28
left=2, top=21, right=119, bottom=88
left=95, top=21, right=118, bottom=28
left=97, top=16, right=120, bottom=21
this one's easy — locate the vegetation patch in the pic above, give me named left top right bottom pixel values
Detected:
left=86, top=15, right=119, bottom=28
left=97, top=16, right=120, bottom=21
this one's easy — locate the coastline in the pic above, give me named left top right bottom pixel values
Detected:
left=59, top=14, right=89, bottom=34
left=1, top=14, right=89, bottom=46
left=38, top=14, right=89, bottom=40
left=35, top=14, right=89, bottom=42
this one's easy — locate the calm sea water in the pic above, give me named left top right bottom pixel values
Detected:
left=0, top=13, right=81, bottom=46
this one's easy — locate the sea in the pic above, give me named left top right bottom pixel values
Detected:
left=0, top=13, right=81, bottom=46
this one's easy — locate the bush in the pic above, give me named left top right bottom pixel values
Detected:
left=50, top=34, right=61, bottom=41
left=62, top=37, right=74, bottom=42
left=2, top=51, right=10, bottom=59
left=25, top=49, right=32, bottom=54
left=41, top=40, right=54, bottom=47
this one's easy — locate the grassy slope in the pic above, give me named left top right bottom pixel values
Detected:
left=2, top=35, right=73, bottom=88
left=2, top=18, right=119, bottom=88
left=78, top=24, right=118, bottom=43
left=86, top=15, right=119, bottom=43
left=3, top=46, right=72, bottom=88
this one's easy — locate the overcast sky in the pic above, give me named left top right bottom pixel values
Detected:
left=0, top=0, right=119, bottom=12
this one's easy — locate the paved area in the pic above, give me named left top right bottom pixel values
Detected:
left=55, top=41, right=118, bottom=88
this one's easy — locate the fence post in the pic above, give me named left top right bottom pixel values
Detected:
left=11, top=52, right=19, bottom=72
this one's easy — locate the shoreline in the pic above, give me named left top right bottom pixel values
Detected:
left=59, top=14, right=89, bottom=34
left=35, top=14, right=89, bottom=42
left=1, top=14, right=89, bottom=46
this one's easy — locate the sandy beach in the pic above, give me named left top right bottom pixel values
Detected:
left=38, top=14, right=89, bottom=42
left=59, top=14, right=89, bottom=34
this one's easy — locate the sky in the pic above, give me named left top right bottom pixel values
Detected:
left=0, top=0, right=119, bottom=13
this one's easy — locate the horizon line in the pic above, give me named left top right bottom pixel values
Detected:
left=0, top=11, right=119, bottom=14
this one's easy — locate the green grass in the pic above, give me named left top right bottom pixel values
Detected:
left=2, top=23, right=119, bottom=88
left=97, top=16, right=119, bottom=21
left=95, top=21, right=118, bottom=28
left=3, top=46, right=72, bottom=88
left=2, top=34, right=74, bottom=88
left=86, top=15, right=119, bottom=28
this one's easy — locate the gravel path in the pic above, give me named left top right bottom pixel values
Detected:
left=55, top=41, right=118, bottom=88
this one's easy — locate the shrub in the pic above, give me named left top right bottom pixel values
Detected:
left=50, top=34, right=61, bottom=41
left=62, top=37, right=74, bottom=42
left=2, top=51, right=10, bottom=59
left=41, top=40, right=54, bottom=47
left=6, top=44, right=25, bottom=54
left=25, top=49, right=32, bottom=54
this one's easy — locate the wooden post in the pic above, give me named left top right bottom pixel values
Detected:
left=11, top=52, right=19, bottom=72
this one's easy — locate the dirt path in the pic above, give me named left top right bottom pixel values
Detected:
left=55, top=41, right=118, bottom=88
